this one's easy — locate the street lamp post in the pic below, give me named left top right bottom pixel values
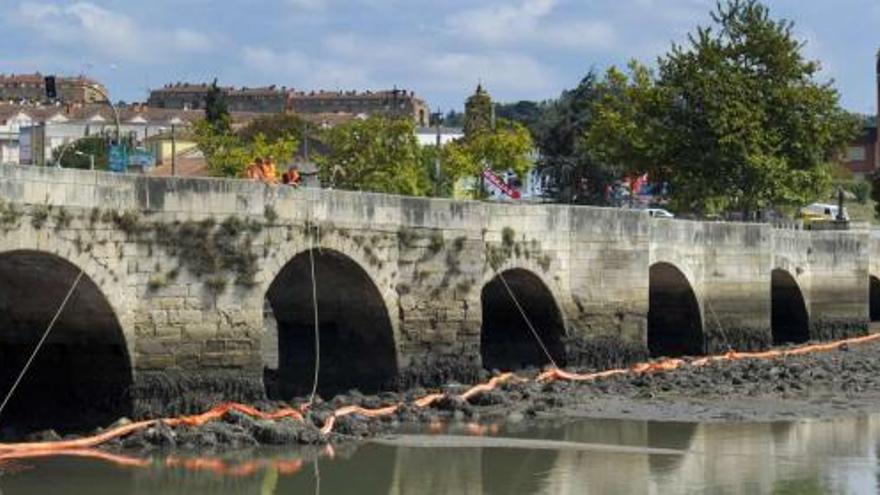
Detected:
left=82, top=83, right=120, bottom=142
left=171, top=124, right=177, bottom=176
left=50, top=77, right=121, bottom=169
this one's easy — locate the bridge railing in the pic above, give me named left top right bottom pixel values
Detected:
left=771, top=219, right=804, bottom=230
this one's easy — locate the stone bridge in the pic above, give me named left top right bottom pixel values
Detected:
left=0, top=165, right=874, bottom=431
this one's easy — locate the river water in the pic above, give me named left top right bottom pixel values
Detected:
left=2, top=414, right=880, bottom=494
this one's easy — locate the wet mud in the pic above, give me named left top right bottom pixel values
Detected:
left=6, top=338, right=880, bottom=452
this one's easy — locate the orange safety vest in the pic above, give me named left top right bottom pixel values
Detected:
left=261, top=163, right=277, bottom=183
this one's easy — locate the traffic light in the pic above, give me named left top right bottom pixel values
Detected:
left=44, top=76, right=57, bottom=100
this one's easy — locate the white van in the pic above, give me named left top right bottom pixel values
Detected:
left=801, top=203, right=849, bottom=221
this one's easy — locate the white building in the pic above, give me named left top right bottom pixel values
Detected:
left=415, top=126, right=463, bottom=147
left=0, top=108, right=34, bottom=164
left=9, top=104, right=202, bottom=166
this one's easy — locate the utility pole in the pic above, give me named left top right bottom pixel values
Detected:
left=434, top=111, right=442, bottom=197
left=171, top=124, right=177, bottom=176
left=303, top=121, right=309, bottom=161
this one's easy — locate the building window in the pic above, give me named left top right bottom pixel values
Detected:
left=846, top=146, right=867, bottom=162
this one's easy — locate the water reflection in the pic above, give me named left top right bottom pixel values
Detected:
left=2, top=416, right=880, bottom=494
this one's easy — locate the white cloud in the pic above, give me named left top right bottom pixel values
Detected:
left=14, top=1, right=213, bottom=62
left=421, top=52, right=554, bottom=93
left=448, top=0, right=616, bottom=50
left=241, top=45, right=370, bottom=89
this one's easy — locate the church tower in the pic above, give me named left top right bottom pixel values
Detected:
left=464, top=84, right=494, bottom=140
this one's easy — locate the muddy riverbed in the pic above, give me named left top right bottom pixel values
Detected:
left=114, top=338, right=880, bottom=451
left=8, top=338, right=880, bottom=452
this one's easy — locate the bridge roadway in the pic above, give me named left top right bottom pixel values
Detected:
left=0, top=165, right=874, bottom=428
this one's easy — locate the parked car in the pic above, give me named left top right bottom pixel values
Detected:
left=644, top=208, right=675, bottom=219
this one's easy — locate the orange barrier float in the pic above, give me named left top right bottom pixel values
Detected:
left=0, top=448, right=152, bottom=468
left=164, top=402, right=304, bottom=428
left=164, top=456, right=304, bottom=477
left=1, top=332, right=879, bottom=464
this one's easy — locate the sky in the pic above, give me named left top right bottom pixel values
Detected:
left=3, top=0, right=879, bottom=114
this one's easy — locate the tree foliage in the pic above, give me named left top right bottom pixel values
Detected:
left=204, top=79, right=231, bottom=133
left=585, top=0, right=859, bottom=214
left=314, top=117, right=429, bottom=196
left=52, top=136, right=109, bottom=170
left=238, top=113, right=315, bottom=143
left=442, top=119, right=534, bottom=198
left=494, top=100, right=550, bottom=137
left=872, top=173, right=880, bottom=219
left=535, top=72, right=623, bottom=204
left=193, top=120, right=298, bottom=178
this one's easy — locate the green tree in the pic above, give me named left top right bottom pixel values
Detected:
left=314, top=116, right=429, bottom=196
left=193, top=120, right=298, bottom=178
left=238, top=113, right=315, bottom=143
left=532, top=72, right=619, bottom=204
left=52, top=136, right=109, bottom=170
left=443, top=118, right=535, bottom=198
left=585, top=0, right=859, bottom=214
left=204, top=79, right=231, bottom=133
left=495, top=100, right=550, bottom=137
left=871, top=172, right=880, bottom=219
left=581, top=63, right=666, bottom=187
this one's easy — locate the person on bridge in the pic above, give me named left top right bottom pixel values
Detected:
left=245, top=158, right=265, bottom=181
left=282, top=165, right=301, bottom=188
left=260, top=156, right=278, bottom=184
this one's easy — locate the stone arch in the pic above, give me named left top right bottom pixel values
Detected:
left=771, top=269, right=810, bottom=345
left=480, top=267, right=567, bottom=371
left=0, top=250, right=133, bottom=436
left=648, top=262, right=704, bottom=357
left=265, top=247, right=398, bottom=399
left=870, top=276, right=880, bottom=323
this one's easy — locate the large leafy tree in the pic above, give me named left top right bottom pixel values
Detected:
left=448, top=119, right=534, bottom=177
left=204, top=79, right=231, bottom=133
left=193, top=120, right=298, bottom=178
left=314, top=117, right=429, bottom=196
left=495, top=100, right=550, bottom=137
left=585, top=0, right=859, bottom=214
left=52, top=136, right=109, bottom=170
left=238, top=113, right=315, bottom=143
left=442, top=118, right=534, bottom=199
left=532, top=71, right=623, bottom=204
left=581, top=63, right=667, bottom=194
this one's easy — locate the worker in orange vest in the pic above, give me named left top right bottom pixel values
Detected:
left=261, top=156, right=278, bottom=184
left=245, top=158, right=264, bottom=181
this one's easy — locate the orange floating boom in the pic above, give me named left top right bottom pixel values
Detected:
left=0, top=332, right=878, bottom=460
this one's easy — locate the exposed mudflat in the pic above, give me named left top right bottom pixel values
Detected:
left=10, top=339, right=880, bottom=452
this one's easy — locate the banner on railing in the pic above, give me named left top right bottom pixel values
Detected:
left=481, top=169, right=520, bottom=199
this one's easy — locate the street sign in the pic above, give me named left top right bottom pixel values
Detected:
left=108, top=144, right=128, bottom=172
